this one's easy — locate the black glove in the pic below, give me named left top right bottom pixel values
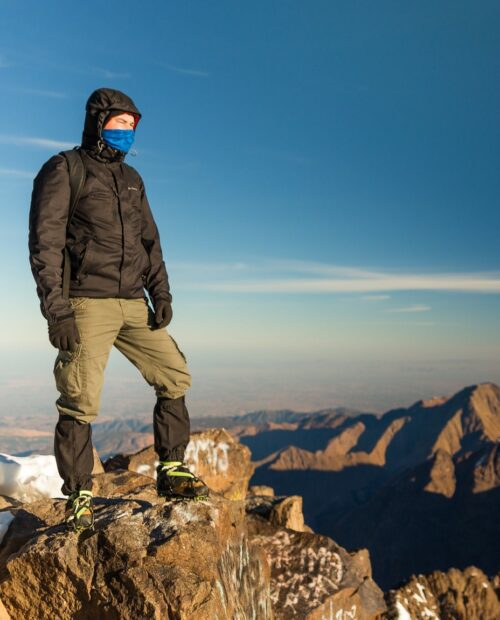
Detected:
left=48, top=316, right=81, bottom=352
left=154, top=299, right=173, bottom=329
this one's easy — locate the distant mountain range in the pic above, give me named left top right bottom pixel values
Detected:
left=1, top=380, right=498, bottom=590
left=243, top=382, right=500, bottom=589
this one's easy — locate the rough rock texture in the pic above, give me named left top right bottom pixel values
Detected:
left=245, top=491, right=386, bottom=619
left=384, top=566, right=500, bottom=619
left=0, top=597, right=9, bottom=620
left=248, top=485, right=275, bottom=496
left=0, top=467, right=387, bottom=619
left=104, top=428, right=254, bottom=500
left=472, top=443, right=499, bottom=493
left=0, top=471, right=271, bottom=620
left=423, top=448, right=456, bottom=498
left=92, top=446, right=105, bottom=474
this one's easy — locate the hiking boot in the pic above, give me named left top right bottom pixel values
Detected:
left=65, top=490, right=95, bottom=531
left=156, top=460, right=210, bottom=501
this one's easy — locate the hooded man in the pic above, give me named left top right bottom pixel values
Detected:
left=28, top=87, right=209, bottom=532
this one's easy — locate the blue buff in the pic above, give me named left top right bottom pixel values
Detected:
left=101, top=128, right=135, bottom=153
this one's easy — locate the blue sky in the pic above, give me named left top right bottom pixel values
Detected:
left=0, top=1, right=499, bottom=417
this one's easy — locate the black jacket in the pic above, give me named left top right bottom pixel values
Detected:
left=28, top=88, right=172, bottom=325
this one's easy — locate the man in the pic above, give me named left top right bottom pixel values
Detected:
left=28, top=87, right=209, bottom=532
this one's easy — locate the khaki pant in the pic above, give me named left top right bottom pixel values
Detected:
left=54, top=296, right=192, bottom=424
left=53, top=296, right=192, bottom=495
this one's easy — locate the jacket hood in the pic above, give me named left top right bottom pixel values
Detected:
left=81, top=87, right=142, bottom=162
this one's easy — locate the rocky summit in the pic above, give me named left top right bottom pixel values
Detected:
left=0, top=429, right=386, bottom=619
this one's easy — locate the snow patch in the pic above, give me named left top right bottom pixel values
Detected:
left=395, top=601, right=412, bottom=620
left=0, top=453, right=64, bottom=502
left=0, top=510, right=14, bottom=544
left=185, top=438, right=230, bottom=473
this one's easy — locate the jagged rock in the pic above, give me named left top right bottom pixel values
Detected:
left=424, top=448, right=456, bottom=497
left=246, top=503, right=385, bottom=619
left=245, top=492, right=313, bottom=533
left=248, top=485, right=275, bottom=496
left=104, top=428, right=254, bottom=500
left=0, top=498, right=20, bottom=512
left=92, top=446, right=105, bottom=474
left=245, top=482, right=385, bottom=617
left=472, top=443, right=500, bottom=493
left=0, top=597, right=10, bottom=620
left=384, top=565, right=500, bottom=619
left=269, top=495, right=310, bottom=532
left=0, top=471, right=272, bottom=619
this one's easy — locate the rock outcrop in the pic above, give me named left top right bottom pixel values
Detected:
left=245, top=489, right=386, bottom=619
left=0, top=471, right=271, bottom=620
left=0, top=464, right=386, bottom=619
left=384, top=565, right=500, bottom=619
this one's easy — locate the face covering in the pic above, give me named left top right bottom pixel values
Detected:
left=101, top=128, right=135, bottom=153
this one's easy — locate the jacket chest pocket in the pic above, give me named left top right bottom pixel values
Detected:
left=126, top=189, right=142, bottom=227
left=79, top=189, right=120, bottom=225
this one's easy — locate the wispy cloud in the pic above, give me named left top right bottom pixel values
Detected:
left=385, top=304, right=431, bottom=313
left=361, top=295, right=391, bottom=301
left=159, top=63, right=210, bottom=78
left=172, top=258, right=500, bottom=295
left=0, top=135, right=76, bottom=150
left=0, top=168, right=35, bottom=179
left=89, top=66, right=131, bottom=79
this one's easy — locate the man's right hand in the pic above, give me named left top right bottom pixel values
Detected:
left=48, top=316, right=81, bottom=351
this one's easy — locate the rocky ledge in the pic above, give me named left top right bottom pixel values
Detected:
left=0, top=437, right=386, bottom=619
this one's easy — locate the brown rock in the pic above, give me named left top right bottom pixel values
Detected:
left=248, top=485, right=275, bottom=496
left=424, top=448, right=456, bottom=497
left=247, top=514, right=386, bottom=619
left=91, top=446, right=104, bottom=474
left=0, top=498, right=20, bottom=512
left=104, top=428, right=254, bottom=500
left=472, top=443, right=500, bottom=493
left=0, top=598, right=10, bottom=620
left=0, top=473, right=272, bottom=620
left=385, top=565, right=500, bottom=619
left=269, top=495, right=308, bottom=532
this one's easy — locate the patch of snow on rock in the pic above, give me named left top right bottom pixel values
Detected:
left=0, top=453, right=64, bottom=502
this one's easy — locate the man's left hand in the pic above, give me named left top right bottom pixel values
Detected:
left=154, top=299, right=173, bottom=329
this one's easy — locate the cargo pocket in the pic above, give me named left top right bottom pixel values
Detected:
left=53, top=343, right=84, bottom=400
left=169, top=335, right=187, bottom=364
left=68, top=296, right=89, bottom=311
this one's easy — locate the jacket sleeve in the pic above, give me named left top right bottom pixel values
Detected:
left=139, top=178, right=172, bottom=305
left=28, top=154, right=75, bottom=325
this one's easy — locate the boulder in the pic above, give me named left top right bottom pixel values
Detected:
left=0, top=471, right=271, bottom=619
left=104, top=428, right=254, bottom=500
left=385, top=565, right=500, bottom=619
left=246, top=493, right=385, bottom=618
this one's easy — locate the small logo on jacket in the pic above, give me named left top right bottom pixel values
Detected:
left=128, top=186, right=139, bottom=191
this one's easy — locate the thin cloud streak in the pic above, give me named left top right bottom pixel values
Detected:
left=361, top=295, right=391, bottom=301
left=196, top=276, right=500, bottom=294
left=171, top=259, right=500, bottom=294
left=0, top=135, right=75, bottom=150
left=160, top=63, right=210, bottom=77
left=88, top=66, right=131, bottom=79
left=0, top=168, right=35, bottom=178
left=385, top=304, right=431, bottom=313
